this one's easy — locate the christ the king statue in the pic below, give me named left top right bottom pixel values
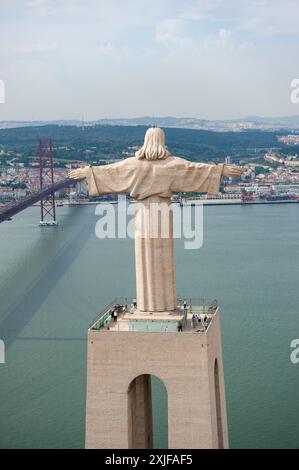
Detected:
left=68, top=127, right=243, bottom=313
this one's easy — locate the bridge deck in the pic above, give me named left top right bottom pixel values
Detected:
left=0, top=178, right=74, bottom=223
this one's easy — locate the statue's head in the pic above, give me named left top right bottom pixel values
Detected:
left=135, top=127, right=171, bottom=161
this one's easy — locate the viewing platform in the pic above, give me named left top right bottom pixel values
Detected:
left=89, top=297, right=218, bottom=333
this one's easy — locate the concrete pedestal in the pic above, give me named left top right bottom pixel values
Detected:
left=85, top=308, right=228, bottom=449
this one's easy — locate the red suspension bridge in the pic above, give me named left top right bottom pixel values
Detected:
left=0, top=139, right=76, bottom=224
left=0, top=178, right=74, bottom=224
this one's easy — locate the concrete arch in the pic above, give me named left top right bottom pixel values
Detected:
left=127, top=373, right=168, bottom=449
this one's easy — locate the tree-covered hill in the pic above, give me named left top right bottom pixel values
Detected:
left=0, top=124, right=295, bottom=164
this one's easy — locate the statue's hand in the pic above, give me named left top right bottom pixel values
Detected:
left=222, top=164, right=244, bottom=177
left=68, top=166, right=90, bottom=180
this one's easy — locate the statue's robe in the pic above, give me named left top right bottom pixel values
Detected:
left=86, top=156, right=224, bottom=312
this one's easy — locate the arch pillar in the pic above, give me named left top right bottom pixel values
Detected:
left=128, top=374, right=153, bottom=449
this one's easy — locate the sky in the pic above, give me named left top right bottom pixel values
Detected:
left=0, top=0, right=299, bottom=121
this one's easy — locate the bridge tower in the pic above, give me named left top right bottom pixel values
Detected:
left=38, top=139, right=57, bottom=226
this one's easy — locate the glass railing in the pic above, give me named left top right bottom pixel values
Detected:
left=89, top=297, right=131, bottom=330
left=89, top=297, right=218, bottom=332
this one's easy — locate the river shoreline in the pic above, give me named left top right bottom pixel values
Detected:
left=27, top=198, right=299, bottom=207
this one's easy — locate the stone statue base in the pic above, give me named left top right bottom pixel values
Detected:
left=85, top=302, right=228, bottom=449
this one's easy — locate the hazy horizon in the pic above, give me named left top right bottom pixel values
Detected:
left=1, top=0, right=299, bottom=121
left=1, top=113, right=299, bottom=123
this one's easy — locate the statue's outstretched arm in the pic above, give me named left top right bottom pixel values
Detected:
left=68, top=161, right=133, bottom=197
left=175, top=160, right=244, bottom=197
left=68, top=166, right=90, bottom=180
left=222, top=164, right=244, bottom=177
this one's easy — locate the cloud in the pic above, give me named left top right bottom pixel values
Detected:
left=201, top=27, right=252, bottom=54
left=16, top=42, right=57, bottom=54
left=25, top=0, right=49, bottom=7
left=218, top=28, right=232, bottom=44
left=155, top=17, right=248, bottom=55
left=1, top=41, right=57, bottom=55
left=155, top=18, right=184, bottom=45
left=98, top=42, right=115, bottom=54
left=0, top=0, right=298, bottom=120
left=97, top=42, right=132, bottom=60
left=181, top=5, right=210, bottom=21
left=25, top=0, right=87, bottom=17
left=180, top=0, right=299, bottom=37
left=239, top=1, right=299, bottom=36
left=180, top=0, right=235, bottom=23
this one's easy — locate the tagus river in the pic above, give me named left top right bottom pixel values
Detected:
left=0, top=203, right=299, bottom=449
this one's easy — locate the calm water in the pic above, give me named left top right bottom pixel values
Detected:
left=0, top=203, right=299, bottom=449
